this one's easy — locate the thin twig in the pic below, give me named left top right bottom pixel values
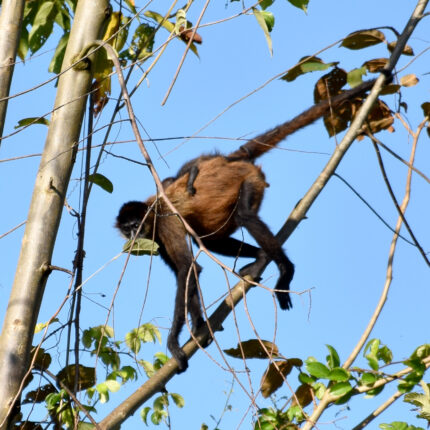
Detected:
left=371, top=129, right=429, bottom=266
left=334, top=173, right=415, bottom=246
left=351, top=391, right=403, bottom=430
left=161, top=0, right=210, bottom=105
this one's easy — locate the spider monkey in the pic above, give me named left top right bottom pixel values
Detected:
left=116, top=78, right=381, bottom=373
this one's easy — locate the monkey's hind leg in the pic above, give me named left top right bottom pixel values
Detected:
left=235, top=181, right=294, bottom=310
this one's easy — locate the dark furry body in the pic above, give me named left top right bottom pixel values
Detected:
left=116, top=79, right=378, bottom=372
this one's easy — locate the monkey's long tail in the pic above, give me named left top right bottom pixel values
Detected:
left=227, top=78, right=378, bottom=161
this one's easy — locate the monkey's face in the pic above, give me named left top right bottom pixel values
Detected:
left=116, top=201, right=151, bottom=239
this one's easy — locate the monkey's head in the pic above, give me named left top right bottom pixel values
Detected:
left=115, top=201, right=152, bottom=239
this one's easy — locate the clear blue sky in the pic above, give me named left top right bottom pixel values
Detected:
left=1, top=0, right=429, bottom=428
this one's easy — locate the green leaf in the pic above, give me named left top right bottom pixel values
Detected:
left=260, top=0, right=274, bottom=9
left=28, top=1, right=57, bottom=53
left=281, top=56, right=335, bottom=82
left=144, top=10, right=175, bottom=32
left=34, top=318, right=59, bottom=334
left=78, top=423, right=96, bottom=430
left=377, top=345, right=393, bottom=364
left=252, top=8, right=274, bottom=56
left=306, top=361, right=330, bottom=379
left=312, top=382, right=326, bottom=399
left=411, top=344, right=430, bottom=360
left=18, top=26, right=29, bottom=60
left=122, top=238, right=160, bottom=256
left=96, top=383, right=110, bottom=403
left=105, top=379, right=121, bottom=393
left=49, top=33, right=69, bottom=74
left=140, top=360, right=155, bottom=378
left=15, top=117, right=50, bottom=129
left=298, top=372, right=315, bottom=385
left=379, top=422, right=424, bottom=430
left=151, top=409, right=168, bottom=425
left=360, top=372, right=377, bottom=386
left=88, top=173, right=113, bottom=193
left=141, top=406, right=151, bottom=425
left=125, top=329, right=141, bottom=354
left=170, top=393, right=185, bottom=408
left=330, top=381, right=352, bottom=397
left=286, top=404, right=304, bottom=422
left=287, top=0, right=309, bottom=13
left=328, top=368, right=350, bottom=382
left=325, top=345, right=340, bottom=369
left=366, top=385, right=384, bottom=398
left=153, top=394, right=169, bottom=411
left=347, top=66, right=367, bottom=88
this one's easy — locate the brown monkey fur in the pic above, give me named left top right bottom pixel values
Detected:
left=116, top=78, right=382, bottom=372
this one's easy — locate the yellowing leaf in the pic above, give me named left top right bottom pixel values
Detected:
left=261, top=360, right=294, bottom=398
left=57, top=365, right=96, bottom=391
left=388, top=41, right=414, bottom=56
left=224, top=339, right=280, bottom=359
left=252, top=8, right=274, bottom=56
left=341, top=29, right=385, bottom=50
left=291, top=384, right=313, bottom=407
left=362, top=58, right=389, bottom=73
left=123, top=238, right=160, bottom=256
left=400, top=74, right=419, bottom=87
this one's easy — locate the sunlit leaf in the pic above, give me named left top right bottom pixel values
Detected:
left=123, top=238, right=160, bottom=256
left=328, top=368, right=350, bottom=382
left=34, top=318, right=58, bottom=334
left=281, top=56, right=335, bottom=82
left=330, top=381, right=352, bottom=397
left=170, top=393, right=185, bottom=408
left=326, top=345, right=340, bottom=369
left=15, top=117, right=50, bottom=129
left=400, top=74, right=419, bottom=87
left=252, top=8, right=274, bottom=56
left=347, top=66, right=367, bottom=88
left=306, top=361, right=330, bottom=379
left=28, top=1, right=57, bottom=53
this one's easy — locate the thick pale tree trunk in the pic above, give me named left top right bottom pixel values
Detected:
left=0, top=0, right=109, bottom=427
left=0, top=0, right=25, bottom=142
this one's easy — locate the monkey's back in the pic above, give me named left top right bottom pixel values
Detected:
left=165, top=157, right=268, bottom=239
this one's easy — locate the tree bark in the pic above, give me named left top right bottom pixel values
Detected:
left=0, top=0, right=25, bottom=142
left=0, top=0, right=109, bottom=427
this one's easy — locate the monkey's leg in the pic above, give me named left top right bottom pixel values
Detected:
left=203, top=237, right=260, bottom=258
left=167, top=267, right=190, bottom=373
left=235, top=181, right=294, bottom=310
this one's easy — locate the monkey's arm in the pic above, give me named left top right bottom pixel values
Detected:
left=203, top=237, right=260, bottom=258
left=157, top=216, right=204, bottom=373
